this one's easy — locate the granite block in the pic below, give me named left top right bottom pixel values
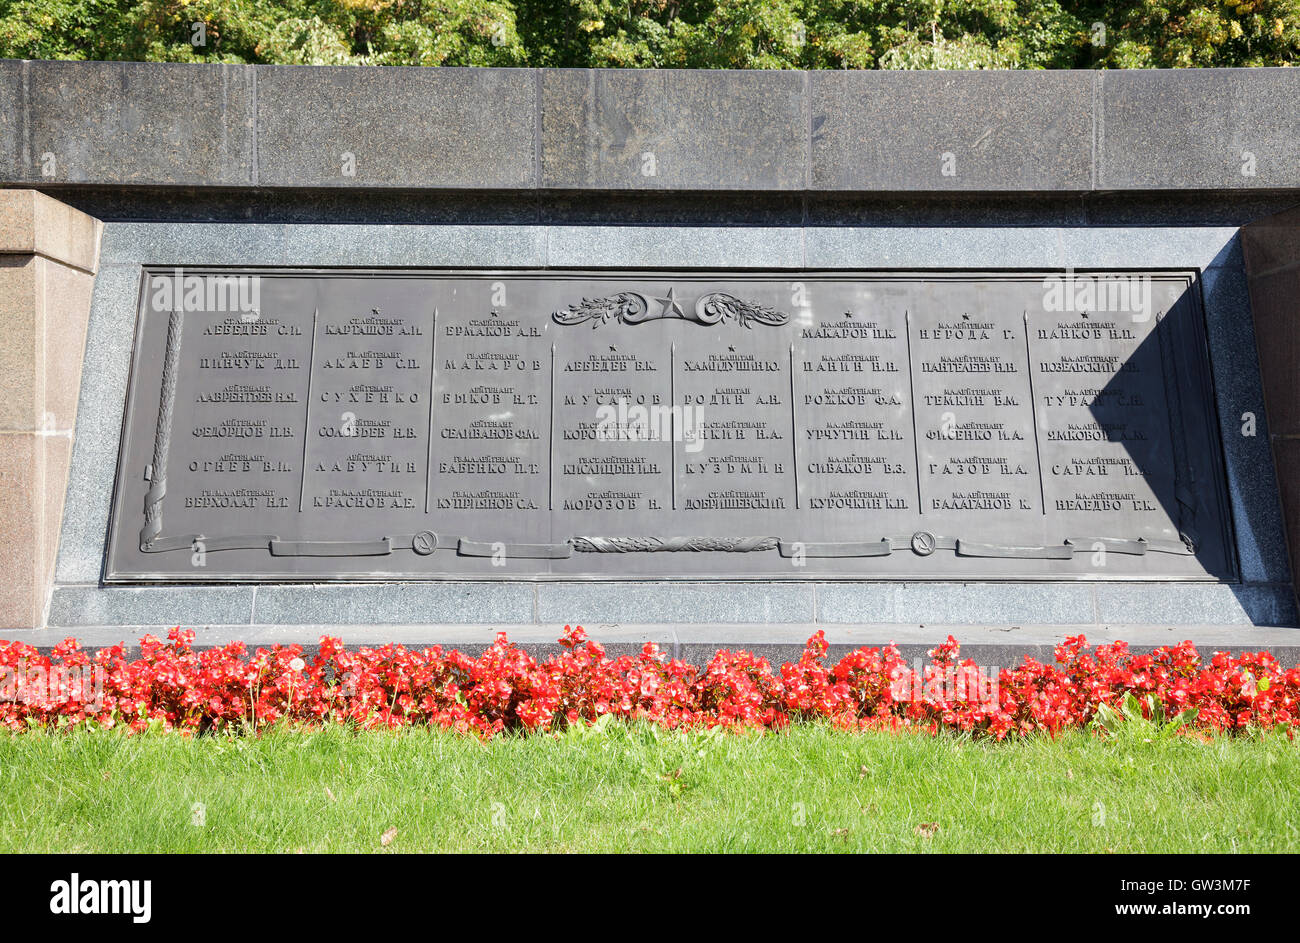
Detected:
left=96, top=222, right=287, bottom=267
left=1094, top=583, right=1297, bottom=626
left=1241, top=204, right=1300, bottom=276
left=33, top=257, right=95, bottom=434
left=541, top=69, right=807, bottom=191
left=0, top=257, right=38, bottom=431
left=54, top=263, right=141, bottom=584
left=1100, top=68, right=1300, bottom=190
left=0, top=60, right=20, bottom=182
left=1199, top=262, right=1290, bottom=584
left=537, top=582, right=814, bottom=624
left=257, top=66, right=535, bottom=189
left=277, top=223, right=547, bottom=268
left=6, top=62, right=1300, bottom=195
left=0, top=189, right=102, bottom=271
left=546, top=225, right=802, bottom=269
left=252, top=584, right=535, bottom=625
left=25, top=60, right=253, bottom=186
left=47, top=585, right=255, bottom=627
left=804, top=226, right=1240, bottom=272
left=811, top=70, right=1093, bottom=191
left=805, top=226, right=1069, bottom=269
left=815, top=583, right=1095, bottom=625
left=0, top=432, right=71, bottom=628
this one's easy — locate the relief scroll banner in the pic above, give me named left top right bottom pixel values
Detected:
left=105, top=270, right=1237, bottom=582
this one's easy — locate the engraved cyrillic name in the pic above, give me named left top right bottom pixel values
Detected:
left=676, top=344, right=791, bottom=512
left=429, top=304, right=549, bottom=515
left=794, top=307, right=914, bottom=512
left=1029, top=307, right=1177, bottom=537
left=908, top=306, right=1041, bottom=515
left=174, top=296, right=312, bottom=536
left=552, top=343, right=670, bottom=513
left=301, top=309, right=430, bottom=513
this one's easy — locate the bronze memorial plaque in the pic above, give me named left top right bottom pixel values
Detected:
left=105, top=269, right=1236, bottom=582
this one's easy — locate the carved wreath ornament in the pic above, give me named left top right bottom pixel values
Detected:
left=553, top=288, right=789, bottom=328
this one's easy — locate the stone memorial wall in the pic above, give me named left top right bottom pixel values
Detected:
left=2, top=60, right=1299, bottom=658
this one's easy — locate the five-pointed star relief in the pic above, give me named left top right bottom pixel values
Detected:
left=656, top=286, right=685, bottom=318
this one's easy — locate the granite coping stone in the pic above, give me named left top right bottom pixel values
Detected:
left=5, top=62, right=1300, bottom=193
left=540, top=68, right=808, bottom=191
left=1099, top=68, right=1300, bottom=191
left=809, top=70, right=1094, bottom=192
left=0, top=61, right=19, bottom=183
left=19, top=60, right=253, bottom=186
left=257, top=66, right=536, bottom=189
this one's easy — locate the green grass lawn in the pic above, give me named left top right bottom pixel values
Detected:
left=1, top=722, right=1296, bottom=853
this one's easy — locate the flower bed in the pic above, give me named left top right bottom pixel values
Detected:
left=1, top=627, right=1297, bottom=738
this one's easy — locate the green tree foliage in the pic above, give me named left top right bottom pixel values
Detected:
left=0, top=0, right=1296, bottom=67
left=1083, top=0, right=1300, bottom=67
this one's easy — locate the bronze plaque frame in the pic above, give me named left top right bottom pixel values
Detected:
left=104, top=268, right=1237, bottom=583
